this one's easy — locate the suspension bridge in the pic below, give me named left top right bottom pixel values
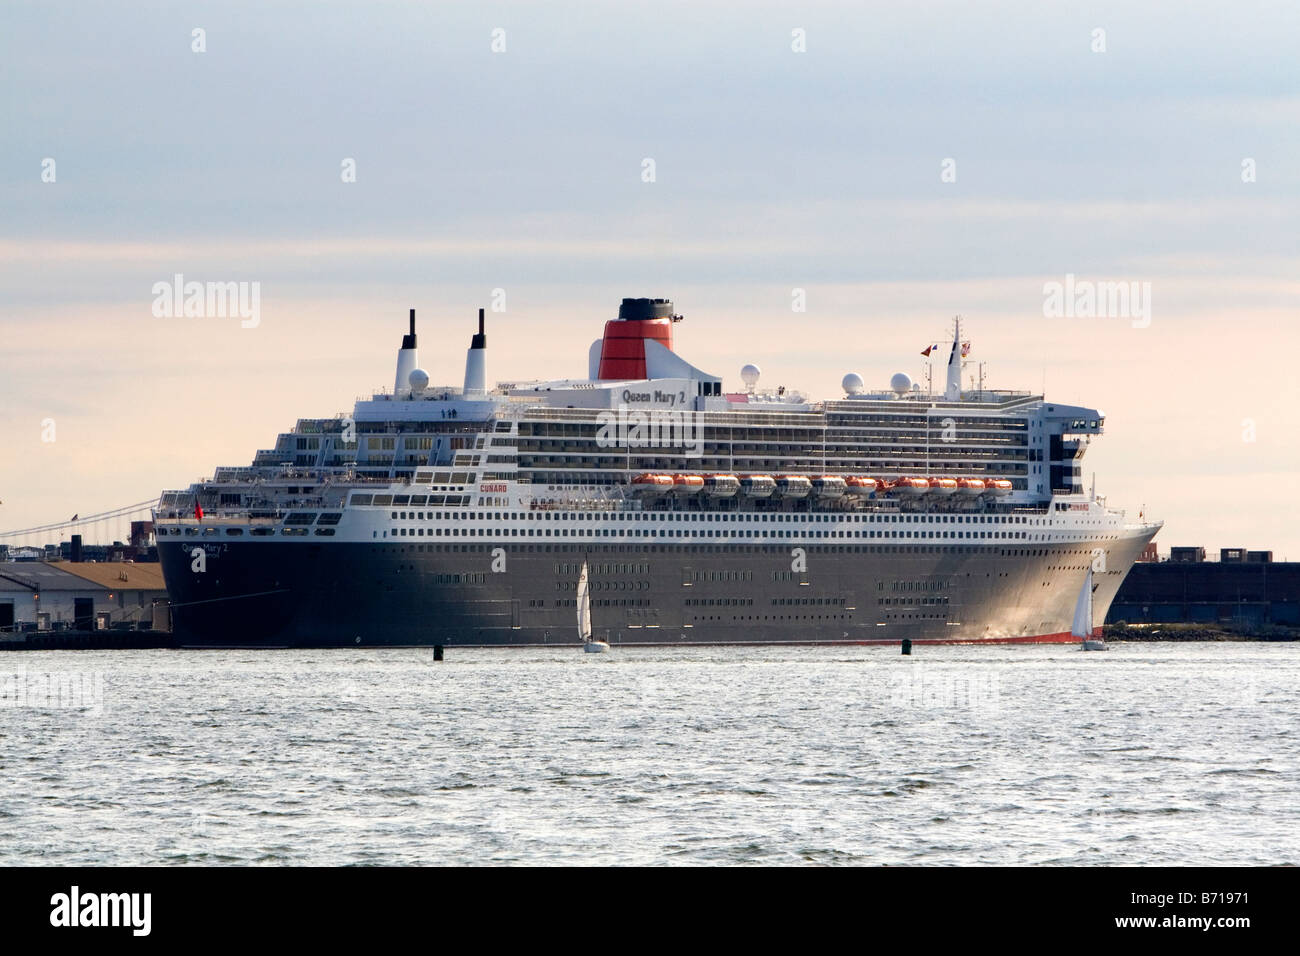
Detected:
left=0, top=499, right=158, bottom=550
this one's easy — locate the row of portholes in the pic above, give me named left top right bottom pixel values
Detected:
left=556, top=579, right=648, bottom=592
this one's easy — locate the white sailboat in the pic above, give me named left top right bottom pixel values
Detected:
left=1073, top=567, right=1107, bottom=651
left=578, top=557, right=609, bottom=653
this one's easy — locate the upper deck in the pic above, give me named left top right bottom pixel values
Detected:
left=159, top=299, right=1112, bottom=516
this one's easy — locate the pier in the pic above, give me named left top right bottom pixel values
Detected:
left=1108, top=548, right=1299, bottom=629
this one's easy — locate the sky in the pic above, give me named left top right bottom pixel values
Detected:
left=1, top=0, right=1297, bottom=555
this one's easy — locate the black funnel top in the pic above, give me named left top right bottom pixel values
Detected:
left=618, top=297, right=675, bottom=321
left=401, top=309, right=417, bottom=349
left=470, top=308, right=486, bottom=350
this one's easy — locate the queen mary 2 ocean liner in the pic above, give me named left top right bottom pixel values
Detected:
left=154, top=298, right=1161, bottom=648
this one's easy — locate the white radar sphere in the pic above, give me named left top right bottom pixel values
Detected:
left=889, top=372, right=912, bottom=395
left=841, top=372, right=864, bottom=395
left=740, top=364, right=761, bottom=388
left=408, top=368, right=430, bottom=391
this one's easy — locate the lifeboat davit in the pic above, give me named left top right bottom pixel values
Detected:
left=812, top=475, right=847, bottom=499
left=629, top=473, right=673, bottom=496
left=892, top=477, right=930, bottom=496
left=670, top=473, right=705, bottom=495
left=740, top=475, right=776, bottom=498
left=928, top=477, right=959, bottom=495
left=845, top=476, right=878, bottom=496
left=775, top=475, right=812, bottom=499
left=957, top=478, right=986, bottom=495
left=985, top=478, right=1013, bottom=496
left=704, top=474, right=740, bottom=498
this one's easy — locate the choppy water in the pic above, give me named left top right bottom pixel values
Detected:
left=1, top=642, right=1296, bottom=865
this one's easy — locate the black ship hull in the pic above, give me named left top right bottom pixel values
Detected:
left=158, top=533, right=1155, bottom=647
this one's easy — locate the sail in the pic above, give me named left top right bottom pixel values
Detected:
left=576, top=558, right=592, bottom=640
left=1070, top=567, right=1094, bottom=638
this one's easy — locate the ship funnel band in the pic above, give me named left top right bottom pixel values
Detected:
left=597, top=296, right=682, bottom=380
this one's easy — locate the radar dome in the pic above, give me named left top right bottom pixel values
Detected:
left=889, top=372, right=912, bottom=396
left=740, top=364, right=761, bottom=389
left=408, top=368, right=429, bottom=392
left=841, top=372, right=864, bottom=395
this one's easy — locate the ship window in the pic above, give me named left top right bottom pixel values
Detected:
left=350, top=494, right=373, bottom=506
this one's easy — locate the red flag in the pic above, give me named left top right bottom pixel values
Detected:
left=921, top=345, right=933, bottom=356
left=961, top=341, right=971, bottom=357
left=194, top=501, right=204, bottom=521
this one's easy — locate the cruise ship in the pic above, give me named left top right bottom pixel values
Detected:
left=154, top=298, right=1161, bottom=647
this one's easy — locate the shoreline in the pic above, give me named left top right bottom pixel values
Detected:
left=1104, top=623, right=1299, bottom=643
left=2, top=626, right=1297, bottom=650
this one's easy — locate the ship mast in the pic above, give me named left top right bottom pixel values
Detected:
left=944, top=315, right=962, bottom=401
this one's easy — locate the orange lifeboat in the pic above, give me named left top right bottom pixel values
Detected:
left=670, top=473, right=705, bottom=495
left=986, top=478, right=1013, bottom=496
left=928, top=477, right=959, bottom=495
left=956, top=478, right=986, bottom=495
left=629, top=473, right=673, bottom=497
left=845, top=476, right=879, bottom=496
left=892, top=477, right=930, bottom=496
left=740, top=474, right=776, bottom=498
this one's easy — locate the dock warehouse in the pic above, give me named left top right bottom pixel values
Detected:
left=0, top=562, right=168, bottom=632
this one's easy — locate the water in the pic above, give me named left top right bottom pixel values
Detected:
left=1, top=642, right=1296, bottom=865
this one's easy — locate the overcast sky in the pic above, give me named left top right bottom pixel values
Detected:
left=2, top=0, right=1298, bottom=556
